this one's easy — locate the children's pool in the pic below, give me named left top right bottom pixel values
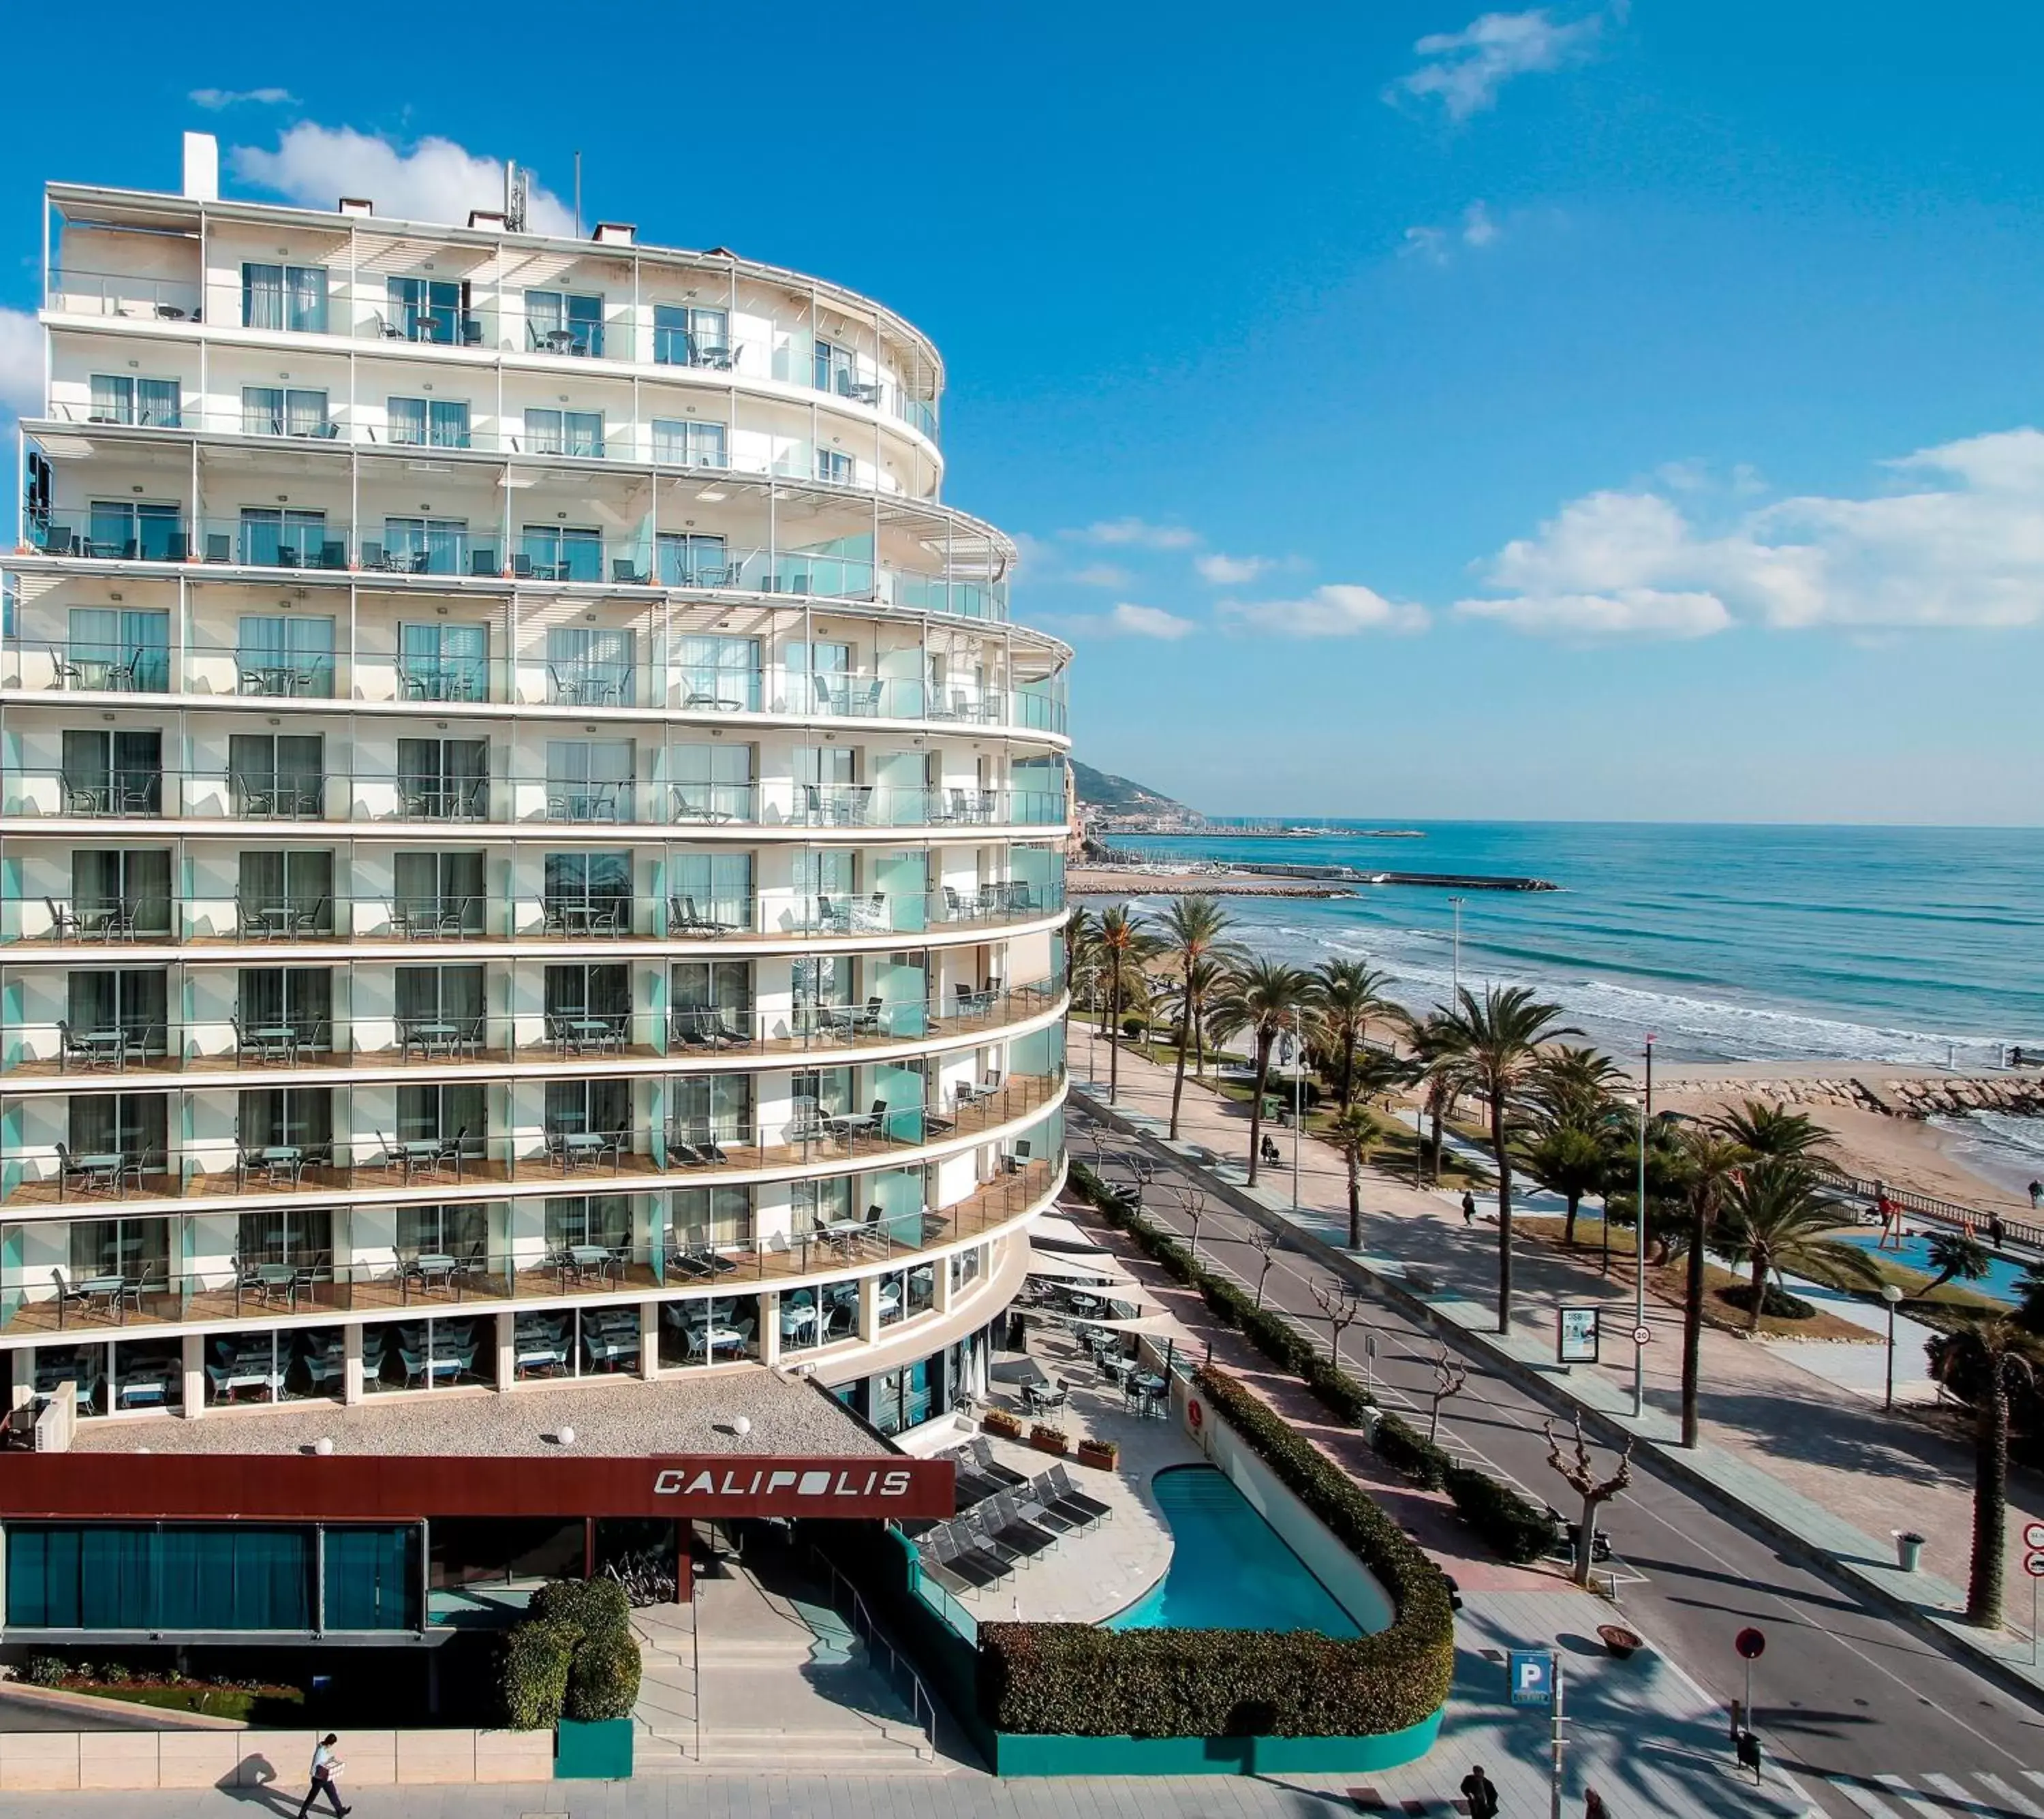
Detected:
left=1832, top=1229, right=2027, bottom=1307
left=1105, top=1464, right=1363, bottom=1636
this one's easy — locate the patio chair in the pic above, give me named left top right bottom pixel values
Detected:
left=49, top=1266, right=95, bottom=1324
left=1047, top=1463, right=1113, bottom=1524
left=55, top=1019, right=98, bottom=1072
left=44, top=898, right=81, bottom=942
left=967, top=1437, right=1029, bottom=1491
left=671, top=787, right=735, bottom=824
left=980, top=1493, right=1059, bottom=1560
left=47, top=645, right=83, bottom=690
left=668, top=895, right=731, bottom=935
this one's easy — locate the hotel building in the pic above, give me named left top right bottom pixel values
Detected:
left=0, top=137, right=1070, bottom=1476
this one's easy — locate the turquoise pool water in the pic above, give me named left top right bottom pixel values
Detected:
left=1833, top=1230, right=2028, bottom=1307
left=1106, top=1465, right=1361, bottom=1636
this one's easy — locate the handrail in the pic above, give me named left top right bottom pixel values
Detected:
left=805, top=1538, right=938, bottom=1754
left=1817, top=1163, right=2042, bottom=1251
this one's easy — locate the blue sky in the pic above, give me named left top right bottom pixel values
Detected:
left=5, top=2, right=2042, bottom=824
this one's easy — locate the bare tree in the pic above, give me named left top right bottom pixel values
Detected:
left=1426, top=1343, right=1469, bottom=1444
left=1249, top=1227, right=1282, bottom=1308
left=1310, top=1278, right=1365, bottom=1369
left=1543, top=1416, right=1635, bottom=1587
left=1179, top=1185, right=1209, bottom=1262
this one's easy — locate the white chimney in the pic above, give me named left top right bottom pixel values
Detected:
left=337, top=198, right=374, bottom=218
left=181, top=132, right=219, bottom=202
left=592, top=221, right=636, bottom=247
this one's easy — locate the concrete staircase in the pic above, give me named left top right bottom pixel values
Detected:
left=631, top=1556, right=946, bottom=1773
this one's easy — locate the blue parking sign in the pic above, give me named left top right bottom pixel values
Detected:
left=1508, top=1649, right=1554, bottom=1705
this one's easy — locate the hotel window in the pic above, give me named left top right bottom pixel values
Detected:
left=523, top=407, right=604, bottom=458
left=546, top=625, right=635, bottom=706
left=397, top=1203, right=488, bottom=1264
left=543, top=850, right=630, bottom=922
left=237, top=506, right=328, bottom=568
left=88, top=374, right=181, bottom=428
left=386, top=396, right=471, bottom=448
left=397, top=1081, right=485, bottom=1154
left=236, top=1089, right=333, bottom=1162
left=544, top=1194, right=632, bottom=1250
left=668, top=1073, right=752, bottom=1147
left=386, top=275, right=470, bottom=344
left=397, top=622, right=487, bottom=697
left=816, top=448, right=854, bottom=484
left=84, top=501, right=183, bottom=563
left=68, top=1091, right=168, bottom=1174
left=73, top=850, right=172, bottom=937
left=236, top=1204, right=332, bottom=1269
left=677, top=632, right=758, bottom=708
left=670, top=961, right=753, bottom=1042
left=67, top=605, right=170, bottom=691
left=814, top=338, right=857, bottom=395
left=397, top=736, right=489, bottom=820
left=543, top=964, right=631, bottom=1031
left=657, top=532, right=731, bottom=588
left=544, top=739, right=633, bottom=822
left=61, top=728, right=163, bottom=815
left=236, top=615, right=336, bottom=698
left=525, top=289, right=603, bottom=356
left=544, top=1077, right=631, bottom=1140
left=236, top=969, right=333, bottom=1049
left=670, top=1184, right=754, bottom=1250
left=236, top=851, right=334, bottom=933
left=241, top=262, right=329, bottom=333
left=69, top=1217, right=170, bottom=1287
left=66, top=969, right=168, bottom=1058
left=518, top=524, right=602, bottom=583
left=228, top=731, right=326, bottom=819
left=383, top=516, right=471, bottom=577
left=669, top=851, right=753, bottom=932
left=653, top=304, right=728, bottom=364
left=392, top=850, right=485, bottom=934
left=651, top=418, right=727, bottom=467
left=669, top=741, right=753, bottom=821
left=241, top=386, right=331, bottom=439
left=394, top=964, right=485, bottom=1037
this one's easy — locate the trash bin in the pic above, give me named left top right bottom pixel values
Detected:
left=1893, top=1529, right=1926, bottom=1572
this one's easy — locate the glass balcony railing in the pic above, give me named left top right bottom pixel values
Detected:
left=0, top=880, right=1066, bottom=947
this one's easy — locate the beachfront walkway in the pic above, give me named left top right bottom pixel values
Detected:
left=1071, top=1037, right=2044, bottom=1654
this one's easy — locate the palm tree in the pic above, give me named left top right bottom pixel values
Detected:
left=1328, top=1104, right=1379, bottom=1248
left=1714, top=1100, right=1834, bottom=1166
left=1528, top=1045, right=1625, bottom=1123
left=1152, top=896, right=1238, bottom=1142
left=1921, top=1232, right=1992, bottom=1296
left=1936, top=1320, right=2039, bottom=1627
left=1160, top=957, right=1229, bottom=1087
left=1672, top=1130, right=1752, bottom=1448
left=1713, top=1162, right=1883, bottom=1332
left=1429, top=985, right=1581, bottom=1333
left=1518, top=1121, right=1613, bottom=1249
left=2017, top=1262, right=2044, bottom=1335
left=1064, top=904, right=1098, bottom=1002
left=1407, top=1011, right=1461, bottom=1185
left=1094, top=906, right=1163, bottom=1104
left=1210, top=958, right=1319, bottom=1187
left=1312, top=960, right=1402, bottom=1115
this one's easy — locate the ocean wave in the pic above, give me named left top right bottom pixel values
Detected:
left=1929, top=1112, right=2044, bottom=1200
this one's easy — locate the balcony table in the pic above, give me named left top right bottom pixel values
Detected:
left=820, top=1108, right=880, bottom=1142
left=64, top=1153, right=127, bottom=1200
left=251, top=1023, right=299, bottom=1063
left=682, top=1323, right=747, bottom=1358
left=82, top=1028, right=129, bottom=1070
left=247, top=1145, right=305, bottom=1192
left=559, top=1244, right=619, bottom=1288
left=682, top=691, right=744, bottom=711
left=779, top=1302, right=820, bottom=1338
left=247, top=1259, right=313, bottom=1310
left=72, top=1273, right=130, bottom=1322
left=401, top=1022, right=458, bottom=1061
left=561, top=1016, right=624, bottom=1054
left=403, top=1252, right=465, bottom=1301
left=390, top=1137, right=450, bottom=1181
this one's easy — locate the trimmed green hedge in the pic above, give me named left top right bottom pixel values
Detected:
left=977, top=1365, right=1454, bottom=1739
left=500, top=1576, right=638, bottom=1729
left=1371, top=1413, right=1451, bottom=1490
left=1444, top=1465, right=1554, bottom=1564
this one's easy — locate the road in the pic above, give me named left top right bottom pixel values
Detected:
left=1070, top=1102, right=2044, bottom=1819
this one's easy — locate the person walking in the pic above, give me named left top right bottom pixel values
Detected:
left=297, top=1734, right=349, bottom=1819
left=2029, top=1179, right=2041, bottom=1213
left=1989, top=1212, right=2006, bottom=1251
left=1459, top=1763, right=1500, bottom=1818
left=1461, top=1189, right=1476, bottom=1227
left=1584, top=1790, right=1613, bottom=1819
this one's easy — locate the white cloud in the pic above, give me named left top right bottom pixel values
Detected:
left=1104, top=602, right=1197, bottom=640
left=189, top=87, right=296, bottom=109
left=1068, top=562, right=1135, bottom=589
left=1222, top=585, right=1429, bottom=637
left=1402, top=200, right=1504, bottom=264
left=0, top=307, right=42, bottom=419
left=1062, top=517, right=1201, bottom=550
left=1460, top=200, right=1500, bottom=247
left=1194, top=553, right=1275, bottom=585
left=1402, top=226, right=1449, bottom=264
left=228, top=124, right=574, bottom=234
left=1391, top=8, right=1607, bottom=121
left=1456, top=427, right=2044, bottom=637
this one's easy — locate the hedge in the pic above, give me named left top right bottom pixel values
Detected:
left=977, top=1365, right=1455, bottom=1739
left=1444, top=1465, right=1555, bottom=1564
left=1370, top=1413, right=1451, bottom=1490
left=500, top=1576, right=638, bottom=1729
left=499, top=1621, right=574, bottom=1730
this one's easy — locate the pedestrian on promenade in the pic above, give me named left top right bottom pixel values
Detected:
left=2029, top=1179, right=2041, bottom=1212
left=1461, top=1190, right=1476, bottom=1226
left=1583, top=1790, right=1613, bottom=1819
left=297, top=1734, right=349, bottom=1819
left=1989, top=1213, right=2005, bottom=1250
left=1459, top=1764, right=1500, bottom=1817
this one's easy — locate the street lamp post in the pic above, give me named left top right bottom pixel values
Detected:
left=1881, top=1282, right=1904, bottom=1411
left=1449, top=896, right=1466, bottom=999
left=1081, top=964, right=1098, bottom=1085
left=1633, top=1033, right=1655, bottom=1419
left=1292, top=1016, right=1304, bottom=1211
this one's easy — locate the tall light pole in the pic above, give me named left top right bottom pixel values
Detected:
left=1291, top=1014, right=1304, bottom=1211
left=1881, top=1283, right=1904, bottom=1411
left=1449, top=896, right=1466, bottom=1000
left=1081, top=964, right=1098, bottom=1084
left=1633, top=1033, right=1655, bottom=1418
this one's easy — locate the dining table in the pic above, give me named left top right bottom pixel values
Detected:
left=561, top=1243, right=618, bottom=1287
left=82, top=1028, right=130, bottom=1070
left=685, top=1323, right=747, bottom=1358
left=779, top=1301, right=820, bottom=1339
left=65, top=1153, right=127, bottom=1200
left=561, top=1016, right=623, bottom=1053
left=75, top=1273, right=133, bottom=1322
left=403, top=1021, right=458, bottom=1061
left=405, top=1252, right=465, bottom=1300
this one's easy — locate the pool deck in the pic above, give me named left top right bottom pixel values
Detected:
left=902, top=1325, right=1200, bottom=1625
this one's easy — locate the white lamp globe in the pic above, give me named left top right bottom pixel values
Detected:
left=732, top=1416, right=752, bottom=1437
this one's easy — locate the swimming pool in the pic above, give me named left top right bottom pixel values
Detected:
left=1833, top=1229, right=2028, bottom=1307
left=1106, top=1465, right=1362, bottom=1636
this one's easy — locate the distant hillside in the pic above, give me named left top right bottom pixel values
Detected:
left=1072, top=759, right=1193, bottom=818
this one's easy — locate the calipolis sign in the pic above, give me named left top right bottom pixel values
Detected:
left=0, top=1453, right=957, bottom=1523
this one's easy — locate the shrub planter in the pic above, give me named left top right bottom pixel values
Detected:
left=555, top=1715, right=633, bottom=1779
left=983, top=1408, right=1023, bottom=1440
left=1596, top=1624, right=1642, bottom=1661
left=1074, top=1439, right=1119, bottom=1471
left=1030, top=1423, right=1069, bottom=1455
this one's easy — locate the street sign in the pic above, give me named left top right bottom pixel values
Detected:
left=1735, top=1628, right=1766, bottom=1660
left=2023, top=1551, right=2044, bottom=1579
left=1558, top=1306, right=1600, bottom=1365
left=1507, top=1649, right=1555, bottom=1706
left=2024, top=1520, right=2044, bottom=1551
left=1632, top=1324, right=1654, bottom=1347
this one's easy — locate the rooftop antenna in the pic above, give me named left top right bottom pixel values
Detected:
left=504, top=161, right=529, bottom=234
left=574, top=151, right=582, bottom=238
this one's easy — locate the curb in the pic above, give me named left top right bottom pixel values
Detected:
left=1070, top=1086, right=2044, bottom=1717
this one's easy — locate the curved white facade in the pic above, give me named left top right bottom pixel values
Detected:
left=0, top=174, right=1070, bottom=1440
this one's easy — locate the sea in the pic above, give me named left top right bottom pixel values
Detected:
left=1089, top=822, right=2044, bottom=1199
